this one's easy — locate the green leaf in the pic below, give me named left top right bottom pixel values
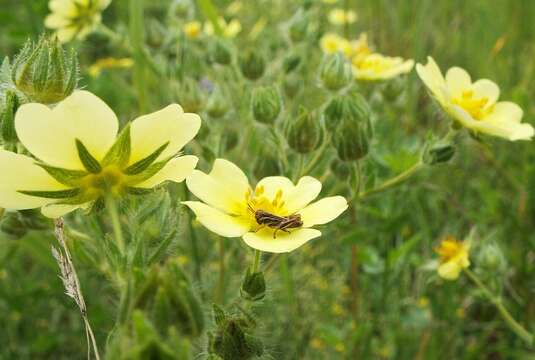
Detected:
left=18, top=188, right=80, bottom=199
left=76, top=139, right=101, bottom=173
left=102, top=123, right=131, bottom=167
left=123, top=141, right=169, bottom=175
left=125, top=187, right=153, bottom=195
left=36, top=163, right=87, bottom=186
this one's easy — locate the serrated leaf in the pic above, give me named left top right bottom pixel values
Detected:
left=75, top=139, right=102, bottom=173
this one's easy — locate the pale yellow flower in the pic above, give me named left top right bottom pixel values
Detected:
left=226, top=1, right=243, bottom=15
left=183, top=159, right=348, bottom=253
left=320, top=32, right=371, bottom=60
left=347, top=33, right=372, bottom=59
left=204, top=18, right=242, bottom=38
left=328, top=8, right=357, bottom=25
left=352, top=53, right=414, bottom=81
left=88, top=57, right=134, bottom=77
left=0, top=91, right=200, bottom=218
left=416, top=57, right=534, bottom=141
left=435, top=236, right=470, bottom=280
left=183, top=21, right=202, bottom=39
left=45, top=0, right=111, bottom=42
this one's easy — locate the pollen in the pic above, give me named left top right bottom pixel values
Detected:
left=452, top=90, right=491, bottom=120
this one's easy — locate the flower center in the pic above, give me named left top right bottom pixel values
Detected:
left=353, top=54, right=394, bottom=73
left=80, top=166, right=125, bottom=197
left=245, top=185, right=287, bottom=217
left=435, top=238, right=465, bottom=263
left=452, top=90, right=491, bottom=120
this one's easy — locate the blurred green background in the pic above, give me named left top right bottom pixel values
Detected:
left=1, top=0, right=534, bottom=359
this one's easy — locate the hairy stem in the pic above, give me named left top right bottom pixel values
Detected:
left=106, top=196, right=125, bottom=256
left=252, top=249, right=262, bottom=273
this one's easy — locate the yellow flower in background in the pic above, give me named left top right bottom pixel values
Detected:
left=183, top=159, right=348, bottom=253
left=183, top=21, right=202, bottom=39
left=204, top=18, right=242, bottom=38
left=0, top=91, right=200, bottom=218
left=416, top=57, right=534, bottom=141
left=435, top=236, right=470, bottom=280
left=45, top=0, right=111, bottom=42
left=226, top=1, right=243, bottom=15
left=320, top=32, right=371, bottom=60
left=347, top=33, right=372, bottom=60
left=352, top=53, right=414, bottom=81
left=88, top=57, right=134, bottom=77
left=328, top=8, right=357, bottom=25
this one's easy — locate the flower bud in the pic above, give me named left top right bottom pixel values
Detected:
left=240, top=268, right=266, bottom=301
left=324, top=92, right=370, bottom=133
left=210, top=38, right=233, bottom=66
left=283, top=51, right=302, bottom=73
left=207, top=87, right=229, bottom=118
left=289, top=11, right=309, bottom=43
left=284, top=106, right=323, bottom=154
left=239, top=50, right=265, bottom=81
left=319, top=53, right=352, bottom=91
left=1, top=90, right=19, bottom=143
left=253, top=154, right=282, bottom=179
left=169, top=0, right=192, bottom=18
left=330, top=158, right=351, bottom=181
left=331, top=94, right=373, bottom=161
left=476, top=242, right=507, bottom=275
left=283, top=73, right=302, bottom=98
left=251, top=86, right=281, bottom=124
left=0, top=212, right=28, bottom=240
left=224, top=129, right=239, bottom=152
left=423, top=143, right=455, bottom=165
left=175, top=77, right=205, bottom=113
left=382, top=77, right=405, bottom=102
left=11, top=37, right=78, bottom=104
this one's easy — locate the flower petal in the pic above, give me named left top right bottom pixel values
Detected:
left=284, top=176, right=322, bottom=213
left=41, top=202, right=91, bottom=218
left=182, top=201, right=251, bottom=237
left=15, top=91, right=118, bottom=170
left=256, top=176, right=294, bottom=200
left=445, top=66, right=472, bottom=96
left=486, top=101, right=523, bottom=123
left=416, top=57, right=447, bottom=105
left=56, top=26, right=78, bottom=42
left=472, top=79, right=499, bottom=105
left=242, top=228, right=321, bottom=253
left=437, top=261, right=462, bottom=280
left=186, top=159, right=250, bottom=214
left=44, top=14, right=69, bottom=29
left=299, top=196, right=348, bottom=227
left=135, top=155, right=198, bottom=188
left=129, top=104, right=201, bottom=165
left=0, top=150, right=68, bottom=210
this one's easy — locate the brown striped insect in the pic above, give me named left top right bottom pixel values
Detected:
left=248, top=205, right=303, bottom=238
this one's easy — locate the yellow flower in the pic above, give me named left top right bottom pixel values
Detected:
left=328, top=8, right=357, bottom=25
left=45, top=0, right=111, bottom=43
left=320, top=32, right=371, bottom=60
left=0, top=91, right=200, bottom=218
left=183, top=21, right=202, bottom=39
left=416, top=57, right=534, bottom=141
left=347, top=33, right=372, bottom=59
left=88, top=57, right=134, bottom=77
left=352, top=53, right=414, bottom=81
left=435, top=236, right=470, bottom=280
left=183, top=159, right=348, bottom=253
left=204, top=18, right=242, bottom=38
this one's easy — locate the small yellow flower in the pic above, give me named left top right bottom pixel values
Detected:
left=88, top=57, right=134, bottom=77
left=335, top=343, right=346, bottom=353
left=311, top=338, right=325, bottom=350
left=416, top=57, right=534, bottom=141
left=347, top=33, right=372, bottom=59
left=45, top=0, right=111, bottom=43
left=183, top=159, right=348, bottom=253
left=0, top=91, right=200, bottom=218
left=183, top=21, right=202, bottom=39
left=352, top=53, right=414, bottom=81
left=435, top=236, right=470, bottom=280
left=204, top=18, right=242, bottom=38
left=328, top=8, right=357, bottom=25
left=226, top=1, right=243, bottom=15
left=320, top=33, right=349, bottom=56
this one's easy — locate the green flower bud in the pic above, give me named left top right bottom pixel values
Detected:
left=319, top=53, right=352, bottom=91
left=283, top=51, right=302, bottom=73
left=169, top=0, right=192, bottom=18
left=324, top=92, right=370, bottom=133
left=1, top=90, right=19, bottom=143
left=422, top=143, right=455, bottom=165
left=210, top=39, right=233, bottom=66
left=12, top=37, right=78, bottom=104
left=175, top=78, right=204, bottom=113
left=284, top=106, right=323, bottom=154
left=251, top=86, right=281, bottom=124
left=283, top=73, right=302, bottom=98
left=240, top=268, right=266, bottom=301
left=0, top=212, right=28, bottom=240
left=207, top=87, right=229, bottom=118
left=331, top=94, right=373, bottom=161
left=253, top=154, right=282, bottom=179
left=147, top=19, right=167, bottom=48
left=330, top=158, right=351, bottom=181
left=476, top=242, right=507, bottom=275
left=239, top=50, right=265, bottom=81
left=224, top=129, right=239, bottom=152
left=382, top=77, right=405, bottom=102
left=289, top=11, right=309, bottom=43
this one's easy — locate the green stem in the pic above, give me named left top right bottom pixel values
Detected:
left=106, top=196, right=125, bottom=255
left=252, top=249, right=262, bottom=273
left=299, top=137, right=329, bottom=178
left=280, top=255, right=297, bottom=314
left=129, top=0, right=147, bottom=112
left=215, top=238, right=226, bottom=303
left=357, top=161, right=424, bottom=200
left=464, top=269, right=533, bottom=345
